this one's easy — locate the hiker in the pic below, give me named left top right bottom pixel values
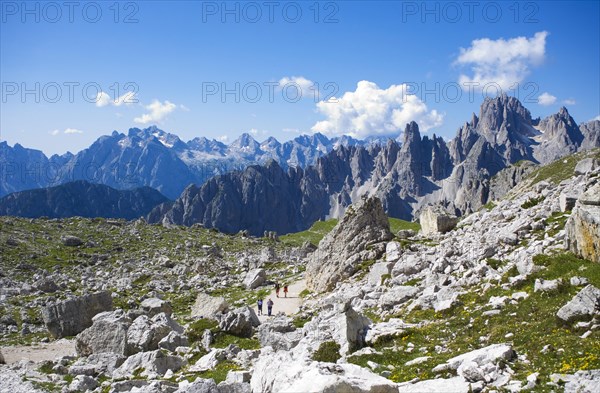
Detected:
left=257, top=298, right=263, bottom=316
left=283, top=285, right=288, bottom=298
left=267, top=298, right=274, bottom=316
left=275, top=282, right=280, bottom=297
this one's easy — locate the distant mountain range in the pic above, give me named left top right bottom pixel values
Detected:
left=2, top=95, right=599, bottom=234
left=0, top=127, right=385, bottom=199
left=0, top=180, right=169, bottom=220
left=147, top=95, right=600, bottom=235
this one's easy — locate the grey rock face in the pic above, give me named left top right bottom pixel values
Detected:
left=565, top=184, right=600, bottom=262
left=306, top=196, right=392, bottom=293
left=556, top=285, right=600, bottom=323
left=42, top=291, right=113, bottom=338
left=534, top=107, right=584, bottom=164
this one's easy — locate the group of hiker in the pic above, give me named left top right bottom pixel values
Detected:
left=256, top=282, right=290, bottom=317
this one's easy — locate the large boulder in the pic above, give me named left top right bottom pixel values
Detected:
left=140, top=298, right=172, bottom=317
left=306, top=196, right=392, bottom=293
left=42, top=291, right=113, bottom=338
left=556, top=284, right=600, bottom=323
left=126, top=313, right=184, bottom=354
left=112, top=349, right=185, bottom=379
left=251, top=350, right=398, bottom=393
left=303, top=304, right=370, bottom=356
left=243, top=268, right=266, bottom=289
left=191, top=293, right=229, bottom=320
left=420, top=205, right=459, bottom=235
left=566, top=184, right=600, bottom=263
left=257, top=315, right=302, bottom=351
left=218, top=306, right=261, bottom=338
left=76, top=310, right=132, bottom=356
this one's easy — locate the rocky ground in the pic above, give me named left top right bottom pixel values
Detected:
left=1, top=151, right=599, bottom=392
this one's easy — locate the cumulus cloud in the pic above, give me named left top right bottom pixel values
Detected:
left=311, top=80, right=443, bottom=138
left=538, top=92, right=557, bottom=106
left=134, top=100, right=177, bottom=124
left=49, top=129, right=60, bottom=136
left=456, top=31, right=548, bottom=91
left=96, top=91, right=137, bottom=107
left=593, top=115, right=600, bottom=122
left=218, top=135, right=229, bottom=142
left=563, top=98, right=576, bottom=105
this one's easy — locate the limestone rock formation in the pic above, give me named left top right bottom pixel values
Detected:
left=306, top=196, right=392, bottom=293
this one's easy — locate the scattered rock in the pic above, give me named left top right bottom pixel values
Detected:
left=534, top=278, right=561, bottom=293
left=112, top=349, right=185, bottom=379
left=76, top=310, right=131, bottom=356
left=556, top=284, right=600, bottom=323
left=61, top=235, right=84, bottom=247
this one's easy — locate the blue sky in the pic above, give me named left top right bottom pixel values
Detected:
left=1, top=0, right=599, bottom=155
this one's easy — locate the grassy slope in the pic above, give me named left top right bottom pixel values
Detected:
left=280, top=217, right=420, bottom=248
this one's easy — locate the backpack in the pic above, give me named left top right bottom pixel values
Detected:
left=257, top=300, right=263, bottom=306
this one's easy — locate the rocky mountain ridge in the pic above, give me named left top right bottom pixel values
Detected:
left=150, top=96, right=600, bottom=235
left=0, top=127, right=372, bottom=199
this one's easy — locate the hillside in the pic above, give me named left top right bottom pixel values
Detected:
left=0, top=151, right=599, bottom=392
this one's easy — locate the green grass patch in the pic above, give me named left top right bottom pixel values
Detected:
left=312, top=341, right=341, bottom=363
left=389, top=218, right=420, bottom=234
left=521, top=196, right=545, bottom=209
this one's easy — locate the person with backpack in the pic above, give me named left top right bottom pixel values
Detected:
left=283, top=285, right=289, bottom=298
left=257, top=298, right=263, bottom=316
left=267, top=298, right=274, bottom=316
left=275, top=283, right=280, bottom=297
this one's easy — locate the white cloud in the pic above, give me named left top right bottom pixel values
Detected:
left=217, top=135, right=229, bottom=142
left=456, top=31, right=548, bottom=90
left=64, top=128, right=83, bottom=134
left=592, top=115, right=600, bottom=121
left=49, top=129, right=60, bottom=136
left=180, top=104, right=190, bottom=111
left=134, top=100, right=177, bottom=124
left=278, top=76, right=316, bottom=99
left=563, top=98, right=576, bottom=105
left=538, top=92, right=557, bottom=106
left=311, top=80, right=444, bottom=138
left=96, top=91, right=137, bottom=107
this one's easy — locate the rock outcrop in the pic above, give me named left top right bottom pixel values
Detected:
left=306, top=196, right=392, bottom=293
left=566, top=183, right=600, bottom=262
left=42, top=291, right=113, bottom=338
